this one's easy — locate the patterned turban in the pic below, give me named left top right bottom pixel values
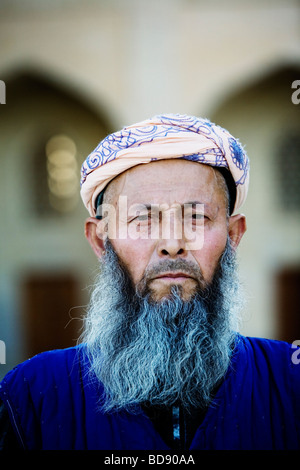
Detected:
left=80, top=114, right=249, bottom=216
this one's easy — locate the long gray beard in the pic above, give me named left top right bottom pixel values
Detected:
left=81, top=239, right=243, bottom=414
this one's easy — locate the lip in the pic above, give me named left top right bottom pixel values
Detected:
left=154, top=272, right=194, bottom=281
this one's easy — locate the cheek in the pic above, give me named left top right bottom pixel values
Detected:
left=110, top=238, right=153, bottom=284
left=193, top=227, right=228, bottom=282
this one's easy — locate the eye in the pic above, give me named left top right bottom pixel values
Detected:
left=189, top=213, right=209, bottom=225
left=192, top=212, right=209, bottom=221
left=136, top=214, right=150, bottom=221
left=130, top=213, right=151, bottom=223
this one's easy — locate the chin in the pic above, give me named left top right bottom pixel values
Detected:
left=149, top=283, right=196, bottom=303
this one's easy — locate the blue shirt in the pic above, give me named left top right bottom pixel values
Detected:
left=0, top=335, right=299, bottom=450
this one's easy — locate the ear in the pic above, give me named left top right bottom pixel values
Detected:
left=85, top=217, right=107, bottom=259
left=228, top=214, right=247, bottom=251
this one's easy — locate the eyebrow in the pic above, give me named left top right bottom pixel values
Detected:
left=132, top=201, right=206, bottom=210
left=184, top=201, right=206, bottom=207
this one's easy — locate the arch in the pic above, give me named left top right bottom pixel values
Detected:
left=1, top=63, right=116, bottom=130
left=4, top=67, right=115, bottom=133
left=209, top=63, right=300, bottom=124
left=1, top=69, right=116, bottom=217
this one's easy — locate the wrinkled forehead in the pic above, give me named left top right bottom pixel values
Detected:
left=105, top=160, right=225, bottom=207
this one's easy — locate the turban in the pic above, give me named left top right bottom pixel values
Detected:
left=80, top=114, right=249, bottom=216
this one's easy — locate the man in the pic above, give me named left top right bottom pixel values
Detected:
left=0, top=114, right=299, bottom=450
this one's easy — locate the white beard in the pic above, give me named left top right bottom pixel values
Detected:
left=80, top=239, right=243, bottom=413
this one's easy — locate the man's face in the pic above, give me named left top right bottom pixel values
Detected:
left=86, top=159, right=246, bottom=302
left=101, top=160, right=230, bottom=300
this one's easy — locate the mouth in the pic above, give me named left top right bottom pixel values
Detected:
left=153, top=272, right=195, bottom=282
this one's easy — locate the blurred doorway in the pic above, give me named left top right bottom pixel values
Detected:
left=22, top=273, right=82, bottom=357
left=276, top=267, right=300, bottom=344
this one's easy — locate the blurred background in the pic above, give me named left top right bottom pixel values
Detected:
left=0, top=0, right=299, bottom=379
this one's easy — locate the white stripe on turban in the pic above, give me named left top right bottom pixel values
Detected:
left=80, top=114, right=249, bottom=216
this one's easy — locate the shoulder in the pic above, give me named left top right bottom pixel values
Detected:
left=238, top=334, right=293, bottom=353
left=2, top=345, right=80, bottom=374
left=234, top=335, right=297, bottom=367
left=0, top=345, right=86, bottom=402
left=234, top=335, right=300, bottom=393
left=236, top=335, right=297, bottom=362
left=0, top=345, right=89, bottom=449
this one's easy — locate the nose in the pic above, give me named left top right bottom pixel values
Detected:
left=155, top=206, right=188, bottom=259
left=158, top=240, right=187, bottom=258
left=157, top=231, right=187, bottom=259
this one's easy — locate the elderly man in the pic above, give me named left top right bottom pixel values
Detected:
left=0, top=114, right=299, bottom=450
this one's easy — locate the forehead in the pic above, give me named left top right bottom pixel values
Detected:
left=107, top=159, right=223, bottom=205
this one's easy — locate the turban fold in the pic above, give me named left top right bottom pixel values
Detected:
left=80, top=114, right=249, bottom=216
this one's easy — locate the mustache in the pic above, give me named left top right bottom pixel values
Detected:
left=102, top=238, right=208, bottom=298
left=137, top=258, right=207, bottom=295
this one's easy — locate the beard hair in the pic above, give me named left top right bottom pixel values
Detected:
left=80, top=238, right=244, bottom=414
